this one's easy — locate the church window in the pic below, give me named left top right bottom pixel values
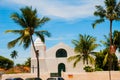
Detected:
left=56, top=48, right=67, bottom=58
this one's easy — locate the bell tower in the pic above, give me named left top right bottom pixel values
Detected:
left=33, top=38, right=46, bottom=58
left=31, top=38, right=46, bottom=73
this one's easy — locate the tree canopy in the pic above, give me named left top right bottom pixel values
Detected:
left=0, top=56, right=13, bottom=70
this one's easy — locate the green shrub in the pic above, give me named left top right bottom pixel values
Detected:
left=83, top=66, right=94, bottom=72
left=95, top=67, right=103, bottom=71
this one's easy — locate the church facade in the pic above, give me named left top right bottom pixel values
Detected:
left=31, top=38, right=85, bottom=77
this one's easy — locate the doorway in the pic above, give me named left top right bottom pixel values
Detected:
left=58, top=63, right=66, bottom=77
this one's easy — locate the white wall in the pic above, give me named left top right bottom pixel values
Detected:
left=31, top=42, right=86, bottom=74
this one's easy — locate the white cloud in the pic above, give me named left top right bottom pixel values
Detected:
left=7, top=0, right=104, bottom=20
left=46, top=34, right=76, bottom=41
left=46, top=37, right=64, bottom=41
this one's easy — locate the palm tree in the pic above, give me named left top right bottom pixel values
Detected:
left=68, top=34, right=99, bottom=67
left=5, top=6, right=50, bottom=78
left=100, top=30, right=120, bottom=70
left=10, top=50, right=18, bottom=60
left=10, top=50, right=18, bottom=72
left=92, top=0, right=120, bottom=52
left=100, top=30, right=120, bottom=80
left=92, top=1, right=120, bottom=79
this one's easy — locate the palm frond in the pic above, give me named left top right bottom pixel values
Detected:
left=35, top=31, right=50, bottom=43
left=72, top=40, right=79, bottom=46
left=68, top=54, right=81, bottom=62
left=36, top=17, right=50, bottom=28
left=35, top=32, right=45, bottom=42
left=36, top=30, right=51, bottom=37
left=5, top=30, right=23, bottom=34
left=67, top=54, right=81, bottom=67
left=73, top=57, right=81, bottom=67
left=11, top=13, right=27, bottom=28
left=20, top=6, right=37, bottom=28
left=88, top=55, right=95, bottom=65
left=94, top=5, right=106, bottom=18
left=8, top=37, right=21, bottom=49
left=92, top=19, right=105, bottom=28
left=103, top=53, right=108, bottom=66
left=23, top=36, right=31, bottom=49
left=115, top=2, right=120, bottom=16
left=105, top=0, right=116, bottom=8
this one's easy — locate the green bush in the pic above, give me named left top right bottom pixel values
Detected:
left=95, top=67, right=103, bottom=71
left=83, top=66, right=94, bottom=72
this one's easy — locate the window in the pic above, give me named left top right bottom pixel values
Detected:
left=56, top=49, right=67, bottom=58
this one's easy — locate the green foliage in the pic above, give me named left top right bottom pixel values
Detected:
left=101, top=30, right=120, bottom=52
left=95, top=49, right=119, bottom=71
left=68, top=34, right=99, bottom=68
left=24, top=58, right=31, bottom=67
left=6, top=6, right=51, bottom=78
left=16, top=64, right=22, bottom=66
left=92, top=0, right=120, bottom=28
left=95, top=67, right=103, bottom=71
left=111, top=54, right=119, bottom=70
left=98, top=30, right=120, bottom=70
left=10, top=50, right=18, bottom=59
left=0, top=56, right=13, bottom=70
left=68, top=54, right=81, bottom=67
left=83, top=66, right=94, bottom=72
left=95, top=51, right=105, bottom=69
left=113, top=30, right=120, bottom=52
left=92, top=0, right=120, bottom=49
left=5, top=6, right=51, bottom=49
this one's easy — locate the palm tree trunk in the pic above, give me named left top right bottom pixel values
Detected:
left=30, top=36, right=40, bottom=79
left=109, top=20, right=113, bottom=80
left=86, top=54, right=89, bottom=65
left=86, top=58, right=88, bottom=65
left=13, top=59, right=15, bottom=73
left=109, top=20, right=113, bottom=69
left=110, top=20, right=113, bottom=45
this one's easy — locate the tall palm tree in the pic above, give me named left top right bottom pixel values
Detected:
left=92, top=1, right=120, bottom=79
left=10, top=50, right=18, bottom=72
left=100, top=30, right=120, bottom=80
left=68, top=34, right=99, bottom=67
left=92, top=0, right=120, bottom=51
left=101, top=30, right=120, bottom=69
left=5, top=6, right=50, bottom=78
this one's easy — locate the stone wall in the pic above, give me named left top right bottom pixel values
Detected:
left=2, top=71, right=120, bottom=80
left=1, top=73, right=49, bottom=80
left=62, top=71, right=120, bottom=80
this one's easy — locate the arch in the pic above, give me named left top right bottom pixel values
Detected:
left=56, top=48, right=67, bottom=58
left=58, top=63, right=66, bottom=77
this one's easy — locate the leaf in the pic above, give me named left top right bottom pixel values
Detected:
left=103, top=53, right=108, bottom=66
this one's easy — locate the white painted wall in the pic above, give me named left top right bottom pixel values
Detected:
left=31, top=40, right=86, bottom=75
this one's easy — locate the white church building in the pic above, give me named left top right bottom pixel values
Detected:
left=31, top=38, right=85, bottom=77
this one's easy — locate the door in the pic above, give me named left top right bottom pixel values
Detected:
left=58, top=63, right=66, bottom=77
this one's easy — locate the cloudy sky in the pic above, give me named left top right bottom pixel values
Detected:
left=0, top=0, right=120, bottom=64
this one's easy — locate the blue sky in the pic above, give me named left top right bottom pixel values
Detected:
left=0, top=0, right=120, bottom=64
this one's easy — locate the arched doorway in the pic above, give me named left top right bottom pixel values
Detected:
left=58, top=63, right=66, bottom=77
